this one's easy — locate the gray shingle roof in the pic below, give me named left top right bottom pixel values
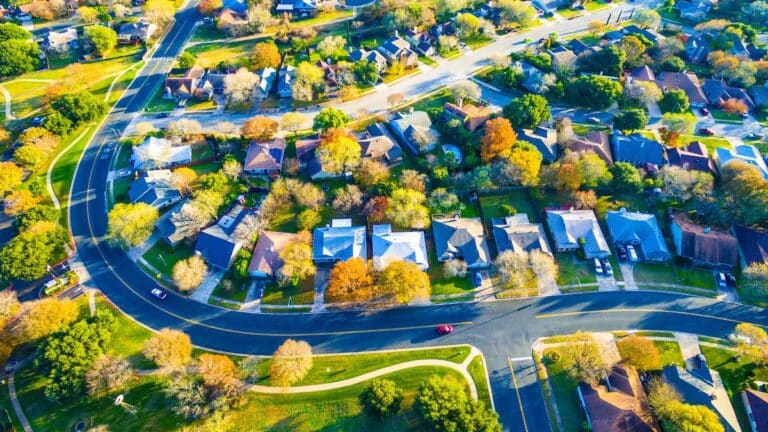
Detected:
left=606, top=209, right=671, bottom=261
left=492, top=214, right=551, bottom=256
left=546, top=209, right=610, bottom=258
left=432, top=215, right=490, bottom=268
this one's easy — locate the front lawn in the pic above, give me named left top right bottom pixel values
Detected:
left=633, top=262, right=716, bottom=290
left=584, top=0, right=611, bottom=11
left=555, top=253, right=597, bottom=286
left=711, top=109, right=743, bottom=123
left=141, top=242, right=195, bottom=278
left=462, top=34, right=494, bottom=49
left=543, top=348, right=586, bottom=432
left=654, top=340, right=685, bottom=369
left=261, top=278, right=315, bottom=305
left=557, top=7, right=583, bottom=19
left=676, top=134, right=731, bottom=153
left=427, top=240, right=475, bottom=296
left=399, top=88, right=454, bottom=113
left=212, top=275, right=250, bottom=303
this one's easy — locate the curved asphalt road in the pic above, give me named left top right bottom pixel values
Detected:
left=66, top=4, right=768, bottom=431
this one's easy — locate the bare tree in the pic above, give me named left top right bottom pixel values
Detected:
left=332, top=184, right=364, bottom=214
left=444, top=259, right=467, bottom=278
left=450, top=80, right=481, bottom=107
left=173, top=255, right=208, bottom=292
left=136, top=121, right=158, bottom=137
left=495, top=251, right=531, bottom=288
left=387, top=92, right=404, bottom=108
left=86, top=355, right=134, bottom=395
left=143, top=329, right=193, bottom=371
left=232, top=214, right=262, bottom=248
left=490, top=53, right=511, bottom=68
left=224, top=68, right=259, bottom=104
left=270, top=339, right=313, bottom=387
left=530, top=250, right=558, bottom=281
left=167, top=119, right=202, bottom=139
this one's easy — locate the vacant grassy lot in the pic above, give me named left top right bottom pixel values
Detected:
left=633, top=262, right=716, bottom=290
left=478, top=190, right=539, bottom=225
left=187, top=38, right=266, bottom=67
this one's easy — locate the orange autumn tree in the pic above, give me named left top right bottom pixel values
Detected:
left=325, top=258, right=375, bottom=303
left=721, top=98, right=748, bottom=115
left=480, top=118, right=517, bottom=162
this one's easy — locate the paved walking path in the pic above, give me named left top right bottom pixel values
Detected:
left=46, top=126, right=93, bottom=209
left=7, top=373, right=32, bottom=432
left=0, top=84, right=14, bottom=120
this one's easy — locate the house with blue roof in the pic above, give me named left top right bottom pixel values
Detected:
left=195, top=205, right=251, bottom=270
left=492, top=214, right=551, bottom=256
left=389, top=110, right=438, bottom=155
left=432, top=214, right=490, bottom=269
left=611, top=131, right=666, bottom=168
left=313, top=219, right=367, bottom=264
left=371, top=224, right=428, bottom=271
left=277, top=65, right=296, bottom=99
left=128, top=169, right=182, bottom=210
left=252, top=67, right=276, bottom=99
left=606, top=209, right=671, bottom=262
left=715, top=145, right=768, bottom=179
left=546, top=209, right=610, bottom=258
left=663, top=364, right=740, bottom=432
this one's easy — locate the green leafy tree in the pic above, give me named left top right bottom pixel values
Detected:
left=616, top=335, right=661, bottom=371
left=658, top=89, right=690, bottom=113
left=353, top=60, right=379, bottom=84
left=85, top=25, right=118, bottom=57
left=612, top=108, right=648, bottom=132
left=0, top=221, right=68, bottom=281
left=503, top=94, right=551, bottom=129
left=648, top=380, right=724, bottom=432
left=0, top=23, right=32, bottom=41
left=0, top=39, right=40, bottom=78
left=0, top=161, right=23, bottom=195
left=385, top=188, right=430, bottom=229
left=177, top=51, right=196, bottom=69
left=43, top=111, right=74, bottom=136
left=313, top=107, right=350, bottom=131
left=611, top=162, right=644, bottom=193
left=108, top=202, right=159, bottom=247
left=51, top=90, right=108, bottom=126
left=720, top=160, right=768, bottom=225
left=566, top=75, right=623, bottom=109
left=417, top=375, right=501, bottom=432
left=661, top=112, right=697, bottom=135
left=577, top=44, right=626, bottom=76
left=360, top=378, right=404, bottom=418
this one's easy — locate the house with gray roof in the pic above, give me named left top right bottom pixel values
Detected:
left=606, top=209, right=671, bottom=262
left=663, top=364, right=740, bottom=432
left=546, top=209, right=610, bottom=258
left=742, top=389, right=768, bottom=432
left=371, top=224, right=428, bottom=271
left=666, top=141, right=717, bottom=175
left=432, top=214, right=490, bottom=269
left=377, top=36, right=418, bottom=68
left=195, top=205, right=251, bottom=270
left=611, top=131, right=666, bottom=168
left=517, top=126, right=558, bottom=163
left=277, top=65, right=295, bottom=99
left=685, top=34, right=711, bottom=63
left=313, top=219, right=367, bottom=264
left=715, top=145, right=768, bottom=179
left=156, top=200, right=194, bottom=247
left=389, top=110, right=438, bottom=154
left=127, top=169, right=182, bottom=210
left=132, top=137, right=191, bottom=171
left=546, top=45, right=576, bottom=67
left=248, top=231, right=301, bottom=279
left=42, top=27, right=78, bottom=53
left=252, top=67, right=276, bottom=99
left=492, top=214, right=551, bottom=256
left=117, top=20, right=156, bottom=44
left=348, top=48, right=387, bottom=73
left=733, top=225, right=768, bottom=269
left=360, top=123, right=403, bottom=165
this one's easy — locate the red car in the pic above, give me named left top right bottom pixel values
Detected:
left=436, top=325, right=455, bottom=335
left=698, top=128, right=715, bottom=136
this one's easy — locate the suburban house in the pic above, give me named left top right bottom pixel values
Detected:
left=517, top=127, right=558, bottom=163
left=685, top=34, right=711, bottom=63
left=277, top=65, right=296, bottom=99
left=248, top=231, right=301, bottom=279
left=623, top=24, right=662, bottom=45
left=294, top=134, right=321, bottom=167
left=117, top=20, right=156, bottom=44
left=312, top=219, right=367, bottom=264
left=359, top=123, right=403, bottom=165
left=132, top=137, right=191, bottom=171
left=443, top=102, right=492, bottom=132
left=348, top=48, right=388, bottom=73
left=606, top=209, right=671, bottom=262
left=715, top=145, right=768, bottom=179
left=195, top=205, right=251, bottom=270
left=611, top=131, right=666, bottom=168
left=127, top=169, right=182, bottom=210
left=669, top=209, right=738, bottom=268
left=577, top=365, right=659, bottom=432
left=253, top=67, right=276, bottom=99
left=491, top=214, right=551, bottom=256
left=675, top=0, right=715, bottom=22
left=750, top=83, right=768, bottom=107
left=666, top=141, right=717, bottom=175
left=164, top=66, right=220, bottom=100
left=275, top=0, right=330, bottom=14
left=243, top=138, right=286, bottom=177
left=568, top=39, right=598, bottom=56
left=156, top=200, right=194, bottom=246
left=404, top=30, right=436, bottom=57
left=567, top=131, right=613, bottom=165
left=389, top=110, right=438, bottom=154
left=742, top=389, right=768, bottom=432
left=545, top=45, right=577, bottom=68
left=623, top=66, right=662, bottom=119
left=546, top=209, right=611, bottom=258
left=657, top=71, right=708, bottom=107
left=42, top=28, right=78, bottom=52
left=431, top=214, right=491, bottom=269
left=663, top=364, right=741, bottom=432
left=217, top=8, right=248, bottom=34
left=702, top=79, right=756, bottom=111
left=377, top=36, right=418, bottom=68
left=733, top=225, right=768, bottom=268
left=315, top=60, right=338, bottom=88
left=602, top=30, right=625, bottom=45
left=517, top=60, right=547, bottom=94
left=371, top=224, right=429, bottom=271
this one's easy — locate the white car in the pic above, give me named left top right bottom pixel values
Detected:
left=118, top=168, right=132, bottom=177
left=150, top=288, right=167, bottom=299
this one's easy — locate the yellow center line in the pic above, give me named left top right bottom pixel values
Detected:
left=508, top=357, right=529, bottom=432
left=536, top=308, right=763, bottom=326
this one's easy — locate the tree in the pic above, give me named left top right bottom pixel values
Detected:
left=13, top=145, right=45, bottom=170
left=530, top=250, right=558, bottom=281
left=165, top=374, right=212, bottom=420
left=503, top=94, right=551, bottom=129
left=332, top=184, right=363, bottom=213
left=566, top=75, right=623, bottom=109
left=386, top=188, right=429, bottom=229
left=578, top=44, right=626, bottom=77
left=317, top=35, right=347, bottom=60
left=251, top=42, right=282, bottom=70
left=361, top=379, right=404, bottom=419
left=43, top=111, right=73, bottom=135
left=495, top=250, right=533, bottom=288
left=417, top=375, right=501, bottom=432
left=648, top=380, right=724, bottom=432
left=364, top=196, right=389, bottom=223
left=621, top=35, right=647, bottom=66
left=588, top=20, right=606, bottom=36
left=627, top=80, right=662, bottom=106
left=632, top=7, right=661, bottom=29
left=172, top=255, right=208, bottom=292
left=86, top=355, right=134, bottom=395
left=293, top=61, right=325, bottom=101
left=733, top=322, right=768, bottom=362
left=4, top=190, right=39, bottom=217
left=143, top=329, right=193, bottom=371
left=222, top=158, right=242, bottom=180
left=178, top=51, right=196, bottom=69
left=0, top=221, right=68, bottom=281
left=197, top=353, right=239, bottom=390
left=428, top=188, right=462, bottom=214
left=13, top=298, right=78, bottom=343
left=270, top=339, right=313, bottom=387
left=278, top=240, right=315, bottom=284
left=326, top=258, right=375, bottom=303
left=0, top=161, right=23, bottom=195
left=77, top=6, right=100, bottom=23
left=297, top=208, right=321, bottom=230
left=497, top=0, right=536, bottom=27
left=108, top=202, right=159, bottom=247
left=559, top=332, right=611, bottom=384
left=224, top=68, right=259, bottom=104
left=499, top=141, right=543, bottom=186
left=481, top=118, right=517, bottom=162
left=399, top=169, right=428, bottom=193
left=722, top=98, right=748, bottom=114
left=611, top=162, right=644, bottom=193
left=280, top=112, right=306, bottom=135
left=355, top=159, right=391, bottom=188
left=0, top=39, right=40, bottom=78
left=167, top=118, right=202, bottom=138
left=742, top=263, right=768, bottom=304
left=378, top=261, right=430, bottom=304
left=661, top=112, right=697, bottom=136
left=387, top=92, right=404, bottom=108
left=317, top=129, right=361, bottom=174
left=313, top=107, right=350, bottom=131
left=658, top=89, right=690, bottom=113
left=456, top=13, right=482, bottom=37
left=449, top=80, right=481, bottom=107
left=616, top=335, right=661, bottom=371
left=85, top=25, right=117, bottom=57
left=444, top=259, right=468, bottom=278
left=0, top=290, right=20, bottom=328
left=659, top=165, right=713, bottom=201
left=51, top=90, right=107, bottom=126
left=241, top=116, right=278, bottom=140
left=721, top=161, right=768, bottom=225
left=171, top=167, right=198, bottom=196
left=0, top=23, right=32, bottom=42
left=197, top=0, right=222, bottom=15
left=144, top=0, right=176, bottom=24
left=613, top=108, right=648, bottom=132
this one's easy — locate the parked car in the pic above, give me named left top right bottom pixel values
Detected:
left=698, top=128, right=715, bottom=136
left=594, top=258, right=603, bottom=275
left=436, top=325, right=454, bottom=335
left=616, top=244, right=628, bottom=261
left=699, top=108, right=710, bottom=116
left=150, top=288, right=167, bottom=300
left=587, top=116, right=601, bottom=124
left=725, top=273, right=736, bottom=288
left=473, top=272, right=483, bottom=287
left=626, top=245, right=638, bottom=262
left=602, top=260, right=613, bottom=276
left=717, top=272, right=727, bottom=288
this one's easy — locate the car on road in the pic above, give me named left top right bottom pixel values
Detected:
left=747, top=131, right=765, bottom=139
left=150, top=288, right=167, bottom=300
left=118, top=168, right=133, bottom=177
left=698, top=128, right=715, bottom=136
left=594, top=258, right=603, bottom=275
left=587, top=116, right=601, bottom=124
left=436, top=325, right=454, bottom=335
left=699, top=108, right=710, bottom=116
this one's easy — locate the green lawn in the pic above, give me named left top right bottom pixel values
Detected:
left=701, top=345, right=768, bottom=431
left=468, top=355, right=492, bottom=407
left=584, top=0, right=610, bottom=11
left=543, top=348, right=586, bottom=432
left=144, top=87, right=177, bottom=112
left=653, top=340, right=685, bottom=369
left=186, top=38, right=265, bottom=68
left=711, top=109, right=743, bottom=123
left=427, top=240, right=475, bottom=296
left=677, top=134, right=731, bottom=154
left=462, top=34, right=494, bottom=49
left=261, top=278, right=316, bottom=305
left=212, top=276, right=250, bottom=302
left=655, top=5, right=681, bottom=21
left=141, top=242, right=195, bottom=278
left=399, top=88, right=454, bottom=113
left=555, top=253, right=597, bottom=285
left=557, top=8, right=583, bottom=19
left=478, top=190, right=539, bottom=226
left=382, top=67, right=420, bottom=84
left=633, top=262, right=716, bottom=290
left=0, top=377, right=23, bottom=432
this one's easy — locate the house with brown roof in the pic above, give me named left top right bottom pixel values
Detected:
left=243, top=138, right=286, bottom=177
left=315, top=59, right=338, bottom=88
left=577, top=365, right=659, bottom=432
left=568, top=131, right=613, bottom=165
left=657, top=71, right=708, bottom=107
left=248, top=231, right=302, bottom=279
left=443, top=102, right=492, bottom=132
left=359, top=123, right=402, bottom=165
left=217, top=8, right=248, bottom=34
left=295, top=135, right=322, bottom=166
left=733, top=225, right=768, bottom=268
left=669, top=209, right=738, bottom=268
left=164, top=66, right=216, bottom=100
left=666, top=141, right=717, bottom=175
left=742, top=388, right=768, bottom=432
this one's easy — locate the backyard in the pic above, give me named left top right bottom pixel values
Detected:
left=478, top=190, right=539, bottom=225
